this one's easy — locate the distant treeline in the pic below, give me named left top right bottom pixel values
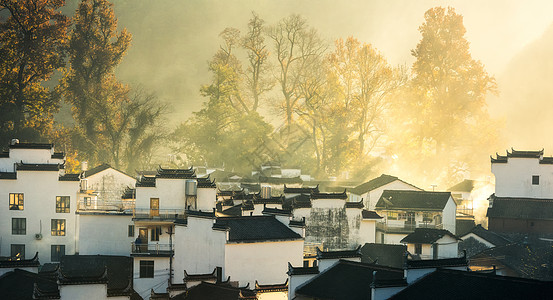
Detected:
left=0, top=1, right=498, bottom=187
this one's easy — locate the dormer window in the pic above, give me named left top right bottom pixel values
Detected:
left=532, top=175, right=540, bottom=185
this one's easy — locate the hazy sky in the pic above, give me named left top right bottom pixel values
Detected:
left=103, top=0, right=553, bottom=125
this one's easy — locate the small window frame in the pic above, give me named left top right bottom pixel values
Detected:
left=139, top=260, right=154, bottom=278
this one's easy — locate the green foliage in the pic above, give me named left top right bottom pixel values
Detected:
left=0, top=0, right=69, bottom=144
left=63, top=0, right=165, bottom=172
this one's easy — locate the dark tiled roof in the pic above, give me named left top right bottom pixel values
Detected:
left=221, top=204, right=243, bottom=217
left=360, top=243, right=406, bottom=268
left=375, top=190, right=452, bottom=211
left=286, top=194, right=312, bottom=209
left=389, top=268, right=553, bottom=300
left=254, top=279, right=288, bottom=292
left=470, top=242, right=553, bottom=281
left=461, top=224, right=511, bottom=247
left=0, top=152, right=8, bottom=157
left=183, top=268, right=218, bottom=282
left=171, top=281, right=255, bottom=300
left=361, top=210, right=382, bottom=219
left=156, top=166, right=195, bottom=179
left=0, top=269, right=59, bottom=299
left=122, top=187, right=136, bottom=199
left=400, top=228, right=460, bottom=244
left=136, top=176, right=156, bottom=187
left=84, top=163, right=111, bottom=177
left=447, top=179, right=475, bottom=192
left=345, top=200, right=364, bottom=209
left=252, top=194, right=284, bottom=204
left=16, top=163, right=61, bottom=171
left=197, top=176, right=216, bottom=188
left=0, top=172, right=16, bottom=180
left=258, top=176, right=302, bottom=184
left=406, top=254, right=468, bottom=269
left=295, top=260, right=405, bottom=300
left=487, top=194, right=553, bottom=220
left=59, top=173, right=81, bottom=181
left=283, top=184, right=319, bottom=194
left=262, top=207, right=291, bottom=216
left=0, top=252, right=40, bottom=268
left=289, top=218, right=306, bottom=227
left=51, top=152, right=64, bottom=159
left=59, top=255, right=135, bottom=296
left=9, top=142, right=53, bottom=149
left=287, top=263, right=320, bottom=275
left=316, top=246, right=362, bottom=260
left=213, top=216, right=302, bottom=242
left=456, top=218, right=476, bottom=236
left=491, top=149, right=550, bottom=164
left=350, top=174, right=399, bottom=195
left=311, top=190, right=347, bottom=200
left=187, top=209, right=216, bottom=219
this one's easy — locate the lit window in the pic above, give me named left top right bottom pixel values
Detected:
left=84, top=197, right=91, bottom=206
left=128, top=225, right=135, bottom=237
left=139, top=260, right=154, bottom=278
left=11, top=244, right=25, bottom=259
left=51, top=245, right=65, bottom=262
left=51, top=219, right=66, bottom=236
left=56, top=196, right=70, bottom=213
left=532, top=175, right=540, bottom=185
left=12, top=218, right=26, bottom=235
left=9, top=193, right=24, bottom=210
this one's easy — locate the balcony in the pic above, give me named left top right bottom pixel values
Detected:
left=376, top=221, right=443, bottom=234
left=132, top=208, right=186, bottom=222
left=77, top=199, right=135, bottom=212
left=131, top=242, right=173, bottom=257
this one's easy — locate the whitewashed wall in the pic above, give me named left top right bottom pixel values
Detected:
left=0, top=170, right=78, bottom=263
left=59, top=284, right=109, bottom=300
left=133, top=257, right=170, bottom=299
left=86, top=168, right=135, bottom=204
left=224, top=240, right=304, bottom=287
left=359, top=219, right=377, bottom=244
left=77, top=214, right=133, bottom=255
left=443, top=197, right=457, bottom=233
left=0, top=148, right=63, bottom=172
left=492, top=157, right=553, bottom=198
left=172, top=217, right=226, bottom=283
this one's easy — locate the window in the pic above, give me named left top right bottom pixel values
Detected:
left=150, top=198, right=159, bottom=217
left=56, top=196, right=70, bottom=213
left=303, top=260, right=309, bottom=267
left=151, top=226, right=161, bottom=241
left=532, top=175, right=540, bottom=185
left=51, top=245, right=65, bottom=262
left=128, top=225, right=135, bottom=237
left=9, top=193, right=24, bottom=210
left=84, top=197, right=91, bottom=206
left=415, top=243, right=422, bottom=255
left=12, top=218, right=26, bottom=235
left=139, top=260, right=154, bottom=278
left=11, top=244, right=25, bottom=259
left=387, top=211, right=398, bottom=220
left=51, top=219, right=66, bottom=236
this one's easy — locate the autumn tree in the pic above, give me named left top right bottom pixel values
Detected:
left=267, top=14, right=327, bottom=132
left=64, top=0, right=165, bottom=171
left=242, top=12, right=272, bottom=112
left=0, top=0, right=69, bottom=145
left=396, top=7, right=497, bottom=185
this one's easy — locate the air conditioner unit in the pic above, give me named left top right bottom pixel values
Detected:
left=35, top=233, right=42, bottom=240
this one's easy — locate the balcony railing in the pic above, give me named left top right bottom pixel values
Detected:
left=131, top=242, right=173, bottom=256
left=132, top=208, right=186, bottom=221
left=376, top=221, right=443, bottom=233
left=77, top=199, right=135, bottom=212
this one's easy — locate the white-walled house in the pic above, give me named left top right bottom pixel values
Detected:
left=349, top=174, right=421, bottom=210
left=173, top=214, right=304, bottom=289
left=0, top=141, right=80, bottom=263
left=400, top=228, right=460, bottom=259
left=80, top=164, right=136, bottom=211
left=374, top=190, right=456, bottom=244
left=488, top=149, right=553, bottom=233
left=131, top=167, right=217, bottom=298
